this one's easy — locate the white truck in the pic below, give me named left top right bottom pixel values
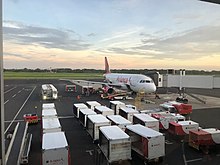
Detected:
left=42, top=131, right=70, bottom=165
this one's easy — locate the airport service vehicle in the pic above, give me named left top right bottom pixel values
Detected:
left=107, top=115, right=132, bottom=131
left=23, top=114, right=38, bottom=124
left=65, top=84, right=76, bottom=92
left=133, top=114, right=159, bottom=132
left=168, top=120, right=199, bottom=136
left=42, top=117, right=62, bottom=134
left=125, top=124, right=165, bottom=162
left=161, top=101, right=192, bottom=115
left=41, top=84, right=58, bottom=100
left=119, top=107, right=139, bottom=123
left=99, top=126, right=131, bottom=163
left=86, top=114, right=111, bottom=141
left=82, top=86, right=95, bottom=95
left=42, top=103, right=55, bottom=110
left=100, top=92, right=129, bottom=101
left=42, top=108, right=57, bottom=118
left=79, top=108, right=97, bottom=127
left=86, top=101, right=101, bottom=110
left=73, top=103, right=88, bottom=118
left=72, top=57, right=156, bottom=95
left=151, top=113, right=178, bottom=130
left=94, top=106, right=114, bottom=117
left=189, top=128, right=220, bottom=152
left=109, top=101, right=125, bottom=115
left=42, top=132, right=70, bottom=165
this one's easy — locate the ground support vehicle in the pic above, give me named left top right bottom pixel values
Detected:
left=86, top=114, right=111, bottom=142
left=79, top=108, right=97, bottom=127
left=82, top=86, right=96, bottom=95
left=99, top=126, right=131, bottom=163
left=42, top=117, right=62, bottom=134
left=125, top=124, right=165, bottom=163
left=168, top=120, right=199, bottom=140
left=65, top=84, right=76, bottom=92
left=189, top=128, right=220, bottom=153
left=109, top=101, right=125, bottom=115
left=23, top=114, right=38, bottom=124
left=94, top=106, right=114, bottom=117
left=41, top=84, right=58, bottom=100
left=101, top=92, right=130, bottom=101
left=119, top=107, right=139, bottom=123
left=73, top=103, right=88, bottom=118
left=133, top=114, right=159, bottom=132
left=86, top=101, right=101, bottom=110
left=107, top=115, right=132, bottom=131
left=42, top=132, right=70, bottom=165
left=161, top=101, right=192, bottom=115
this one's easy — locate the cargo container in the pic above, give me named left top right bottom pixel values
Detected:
left=79, top=108, right=97, bottom=127
left=170, top=113, right=185, bottom=121
left=168, top=120, right=199, bottom=136
left=109, top=101, right=126, bottom=115
left=162, top=101, right=192, bottom=115
left=86, top=101, right=101, bottom=110
left=99, top=126, right=131, bottom=163
left=133, top=114, right=159, bottom=132
left=94, top=106, right=114, bottom=117
left=189, top=128, right=220, bottom=151
left=107, top=115, right=132, bottom=131
left=73, top=103, right=88, bottom=118
left=42, top=103, right=55, bottom=110
left=119, top=107, right=139, bottom=123
left=42, top=117, right=62, bottom=134
left=125, top=124, right=165, bottom=162
left=151, top=113, right=178, bottom=130
left=86, top=114, right=111, bottom=141
left=42, top=108, right=57, bottom=118
left=42, top=132, right=70, bottom=165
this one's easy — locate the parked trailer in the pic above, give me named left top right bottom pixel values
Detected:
left=99, top=126, right=131, bottom=163
left=151, top=113, right=178, bottom=130
left=86, top=101, right=101, bottom=110
left=189, top=128, right=220, bottom=151
left=73, top=103, right=88, bottom=118
left=79, top=108, right=97, bottom=127
left=125, top=124, right=165, bottom=162
left=107, top=115, right=132, bottom=131
left=94, top=106, right=114, bottom=117
left=42, top=103, right=55, bottom=110
left=109, top=101, right=125, bottom=115
left=133, top=114, right=159, bottom=132
left=42, top=117, right=62, bottom=134
left=86, top=114, right=111, bottom=141
left=170, top=113, right=185, bottom=121
left=119, top=107, right=139, bottom=123
left=42, top=132, right=70, bottom=165
left=42, top=108, right=57, bottom=118
left=168, top=120, right=199, bottom=136
left=162, top=101, right=192, bottom=115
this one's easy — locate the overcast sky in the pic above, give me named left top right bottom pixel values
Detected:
left=3, top=0, right=220, bottom=70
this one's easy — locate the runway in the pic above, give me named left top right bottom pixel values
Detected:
left=3, top=79, right=220, bottom=165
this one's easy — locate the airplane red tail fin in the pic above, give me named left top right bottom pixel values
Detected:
left=104, top=57, right=111, bottom=74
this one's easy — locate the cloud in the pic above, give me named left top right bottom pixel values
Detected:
left=3, top=20, right=91, bottom=51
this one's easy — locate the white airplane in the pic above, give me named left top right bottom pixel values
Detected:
left=73, top=57, right=156, bottom=94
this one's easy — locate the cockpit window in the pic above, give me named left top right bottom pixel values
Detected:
left=140, top=80, right=153, bottom=83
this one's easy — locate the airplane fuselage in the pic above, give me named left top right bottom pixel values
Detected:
left=104, top=73, right=156, bottom=93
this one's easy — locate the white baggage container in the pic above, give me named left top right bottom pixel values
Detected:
left=42, top=103, right=55, bottom=110
left=42, top=117, right=62, bottom=134
left=94, top=106, right=114, bottom=117
left=99, top=126, right=131, bottom=163
left=119, top=107, right=139, bottom=123
left=107, top=115, right=132, bottom=131
left=79, top=108, right=97, bottom=127
left=133, top=114, right=159, bottom=132
left=86, top=101, right=101, bottom=110
left=42, top=108, right=57, bottom=118
left=42, top=132, right=70, bottom=165
left=86, top=114, right=111, bottom=141
left=73, top=103, right=88, bottom=118
left=125, top=124, right=165, bottom=161
left=109, top=101, right=125, bottom=115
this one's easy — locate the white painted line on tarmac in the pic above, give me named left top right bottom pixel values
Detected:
left=58, top=116, right=75, bottom=119
left=186, top=158, right=203, bottom=163
left=4, top=86, right=16, bottom=94
left=4, top=119, right=24, bottom=123
left=86, top=150, right=94, bottom=156
left=4, top=100, right=9, bottom=105
left=18, top=90, right=22, bottom=93
left=12, top=94, right=16, bottom=98
left=4, top=86, right=36, bottom=134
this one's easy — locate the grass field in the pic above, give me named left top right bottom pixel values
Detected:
left=4, top=71, right=103, bottom=79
